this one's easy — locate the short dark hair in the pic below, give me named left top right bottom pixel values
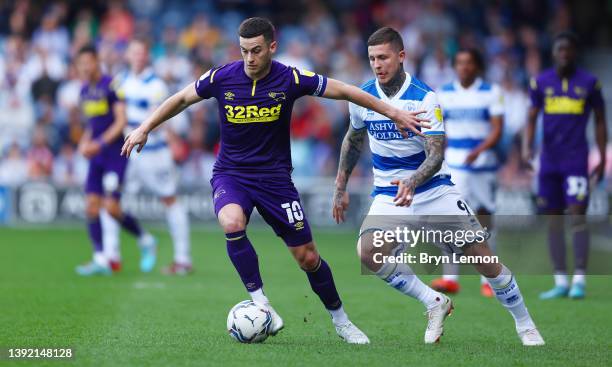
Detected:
left=238, top=17, right=275, bottom=43
left=453, top=47, right=485, bottom=71
left=77, top=44, right=97, bottom=58
left=553, top=31, right=579, bottom=48
left=367, top=27, right=404, bottom=52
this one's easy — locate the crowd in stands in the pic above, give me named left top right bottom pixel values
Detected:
left=0, top=0, right=608, bottom=190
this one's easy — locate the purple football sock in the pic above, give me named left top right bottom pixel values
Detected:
left=226, top=231, right=263, bottom=292
left=87, top=217, right=103, bottom=253
left=304, top=258, right=342, bottom=310
left=119, top=213, right=143, bottom=238
left=548, top=217, right=567, bottom=273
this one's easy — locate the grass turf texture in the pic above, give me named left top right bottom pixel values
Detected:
left=1, top=226, right=610, bottom=366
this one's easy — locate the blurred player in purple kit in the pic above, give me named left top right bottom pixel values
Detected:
left=122, top=18, right=429, bottom=343
left=75, top=45, right=156, bottom=276
left=524, top=32, right=608, bottom=299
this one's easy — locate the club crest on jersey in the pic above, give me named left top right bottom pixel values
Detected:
left=434, top=105, right=444, bottom=122
left=268, top=91, right=286, bottom=102
left=574, top=86, right=586, bottom=96
left=224, top=91, right=235, bottom=100
left=545, top=87, right=555, bottom=96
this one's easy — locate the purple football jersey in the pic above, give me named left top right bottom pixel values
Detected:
left=194, top=60, right=327, bottom=177
left=529, top=68, right=603, bottom=171
left=80, top=74, right=125, bottom=154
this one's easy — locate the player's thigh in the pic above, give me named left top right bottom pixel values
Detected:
left=211, top=174, right=254, bottom=232
left=537, top=171, right=565, bottom=212
left=85, top=158, right=104, bottom=197
left=252, top=177, right=312, bottom=247
left=138, top=149, right=179, bottom=198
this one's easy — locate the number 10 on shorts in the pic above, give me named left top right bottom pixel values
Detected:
left=282, top=201, right=304, bottom=224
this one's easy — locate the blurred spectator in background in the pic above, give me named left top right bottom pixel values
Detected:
left=52, top=142, right=88, bottom=186
left=0, top=143, right=28, bottom=187
left=27, top=126, right=53, bottom=180
left=0, top=0, right=609, bottom=189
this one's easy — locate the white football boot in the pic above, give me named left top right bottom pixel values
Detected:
left=335, top=321, right=370, bottom=344
left=266, top=303, right=284, bottom=336
left=424, top=294, right=454, bottom=344
left=518, top=328, right=545, bottom=346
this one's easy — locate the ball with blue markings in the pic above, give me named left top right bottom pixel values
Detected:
left=227, top=300, right=272, bottom=343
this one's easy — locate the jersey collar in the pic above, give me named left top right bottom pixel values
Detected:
left=130, top=67, right=155, bottom=81
left=453, top=77, right=482, bottom=92
left=375, top=72, right=411, bottom=101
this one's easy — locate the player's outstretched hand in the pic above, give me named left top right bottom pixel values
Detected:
left=122, top=127, right=148, bottom=158
left=332, top=189, right=350, bottom=224
left=391, top=178, right=415, bottom=207
left=391, top=109, right=430, bottom=138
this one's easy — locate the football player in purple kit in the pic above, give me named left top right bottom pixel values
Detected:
left=122, top=18, right=429, bottom=344
left=524, top=32, right=608, bottom=299
left=75, top=45, right=157, bottom=276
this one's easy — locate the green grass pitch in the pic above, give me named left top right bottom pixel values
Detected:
left=1, top=226, right=611, bottom=366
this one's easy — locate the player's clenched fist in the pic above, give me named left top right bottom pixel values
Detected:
left=390, top=109, right=431, bottom=138
left=121, top=126, right=148, bottom=158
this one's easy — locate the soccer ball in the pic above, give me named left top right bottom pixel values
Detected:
left=227, top=300, right=272, bottom=343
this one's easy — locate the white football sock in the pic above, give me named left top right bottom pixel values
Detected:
left=572, top=270, right=586, bottom=285
left=165, top=200, right=191, bottom=264
left=101, top=209, right=121, bottom=261
left=329, top=305, right=349, bottom=326
left=249, top=288, right=270, bottom=305
left=487, top=264, right=534, bottom=331
left=554, top=272, right=569, bottom=288
left=376, top=262, right=442, bottom=310
left=93, top=251, right=109, bottom=267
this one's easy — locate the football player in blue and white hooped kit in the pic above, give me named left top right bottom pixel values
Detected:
left=432, top=48, right=504, bottom=297
left=332, top=27, right=544, bottom=346
left=101, top=39, right=192, bottom=275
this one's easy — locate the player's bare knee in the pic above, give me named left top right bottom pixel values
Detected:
left=85, top=196, right=101, bottom=219
left=299, top=250, right=320, bottom=271
left=357, top=233, right=384, bottom=271
left=476, top=262, right=502, bottom=278
left=221, top=218, right=246, bottom=233
left=218, top=205, right=247, bottom=233
left=104, top=199, right=123, bottom=219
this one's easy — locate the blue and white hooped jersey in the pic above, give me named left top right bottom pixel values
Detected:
left=437, top=78, right=504, bottom=171
left=349, top=73, right=452, bottom=197
left=117, top=67, right=169, bottom=151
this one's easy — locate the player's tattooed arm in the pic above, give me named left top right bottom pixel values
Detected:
left=333, top=125, right=367, bottom=223
left=392, top=134, right=445, bottom=206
